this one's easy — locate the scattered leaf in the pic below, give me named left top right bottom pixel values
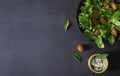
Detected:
left=72, top=51, right=81, bottom=63
left=64, top=18, right=70, bottom=32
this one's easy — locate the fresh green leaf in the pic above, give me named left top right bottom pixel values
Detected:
left=96, top=53, right=109, bottom=59
left=89, top=14, right=100, bottom=19
left=117, top=4, right=120, bottom=10
left=112, top=20, right=120, bottom=26
left=93, top=0, right=102, bottom=10
left=111, top=11, right=120, bottom=21
left=84, top=0, right=91, bottom=7
left=64, top=19, right=70, bottom=32
left=95, top=36, right=104, bottom=48
left=72, top=51, right=81, bottom=63
left=102, top=8, right=113, bottom=18
left=106, top=0, right=113, bottom=3
left=80, top=6, right=87, bottom=13
left=108, top=35, right=115, bottom=45
left=99, top=26, right=109, bottom=39
left=84, top=29, right=97, bottom=40
left=78, top=15, right=90, bottom=29
left=116, top=26, right=120, bottom=31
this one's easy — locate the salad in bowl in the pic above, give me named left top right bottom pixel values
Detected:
left=78, top=0, right=120, bottom=48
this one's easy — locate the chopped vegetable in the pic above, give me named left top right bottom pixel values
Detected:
left=78, top=0, right=120, bottom=48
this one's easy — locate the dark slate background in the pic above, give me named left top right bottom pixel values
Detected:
left=0, top=0, right=120, bottom=76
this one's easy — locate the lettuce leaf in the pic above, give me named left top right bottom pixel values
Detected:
left=95, top=36, right=105, bottom=48
left=111, top=11, right=120, bottom=26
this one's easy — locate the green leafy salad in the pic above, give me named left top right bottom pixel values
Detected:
left=78, top=0, right=120, bottom=48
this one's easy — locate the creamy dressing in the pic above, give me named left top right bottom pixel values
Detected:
left=91, top=57, right=104, bottom=72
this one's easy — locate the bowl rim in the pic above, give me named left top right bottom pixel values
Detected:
left=88, top=54, right=109, bottom=74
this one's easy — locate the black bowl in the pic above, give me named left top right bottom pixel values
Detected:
left=76, top=0, right=84, bottom=32
left=75, top=0, right=120, bottom=47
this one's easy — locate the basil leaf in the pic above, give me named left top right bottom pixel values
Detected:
left=108, top=35, right=115, bottom=45
left=96, top=54, right=109, bottom=59
left=64, top=19, right=70, bottom=32
left=72, top=51, right=81, bottom=63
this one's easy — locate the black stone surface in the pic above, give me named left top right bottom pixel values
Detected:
left=0, top=0, right=120, bottom=76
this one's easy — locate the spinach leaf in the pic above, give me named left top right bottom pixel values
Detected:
left=108, top=35, right=115, bottom=45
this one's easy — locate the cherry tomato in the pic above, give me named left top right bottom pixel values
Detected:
left=100, top=16, right=106, bottom=25
left=111, top=28, right=117, bottom=36
left=111, top=2, right=117, bottom=10
left=92, top=18, right=98, bottom=25
left=103, top=1, right=110, bottom=8
left=93, top=29, right=100, bottom=36
left=93, top=9, right=99, bottom=14
left=77, top=44, right=84, bottom=52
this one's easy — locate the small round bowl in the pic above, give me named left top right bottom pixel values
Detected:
left=88, top=54, right=109, bottom=74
